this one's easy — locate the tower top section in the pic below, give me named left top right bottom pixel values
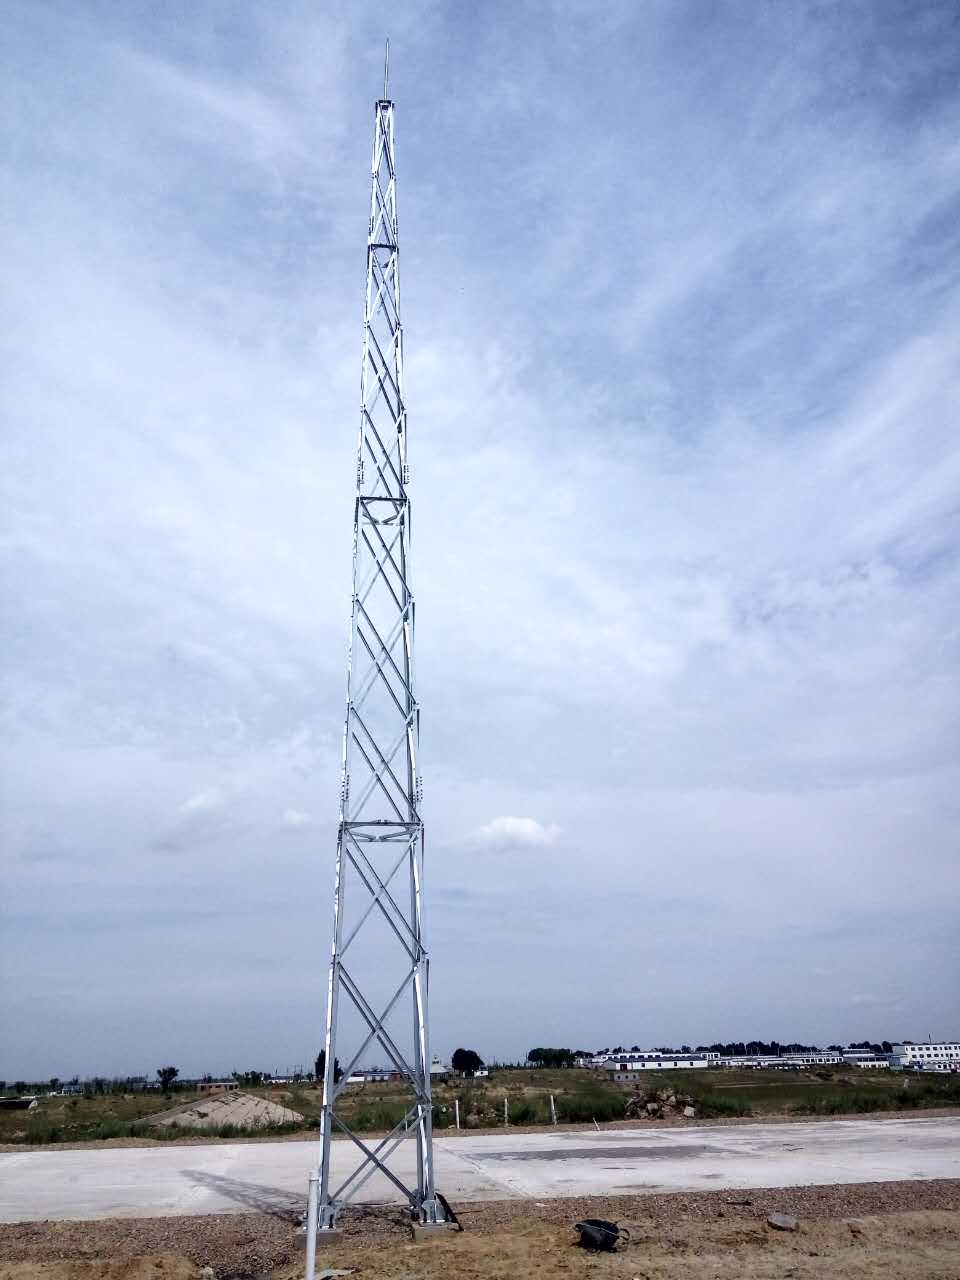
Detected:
left=360, top=86, right=405, bottom=511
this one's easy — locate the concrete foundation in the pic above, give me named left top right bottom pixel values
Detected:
left=1, top=1116, right=958, bottom=1223
left=411, top=1220, right=460, bottom=1241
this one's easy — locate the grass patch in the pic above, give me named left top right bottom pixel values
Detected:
left=687, top=1092, right=752, bottom=1118
left=506, top=1096, right=552, bottom=1125
left=349, top=1100, right=413, bottom=1133
left=791, top=1077, right=960, bottom=1116
left=555, top=1088, right=626, bottom=1124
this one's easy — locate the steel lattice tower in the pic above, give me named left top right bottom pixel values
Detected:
left=305, top=58, right=449, bottom=1266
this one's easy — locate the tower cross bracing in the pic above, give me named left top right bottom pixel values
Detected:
left=305, top=69, right=449, bottom=1261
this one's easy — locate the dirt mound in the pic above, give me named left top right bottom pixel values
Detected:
left=144, top=1092, right=302, bottom=1130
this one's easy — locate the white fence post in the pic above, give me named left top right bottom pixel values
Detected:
left=454, top=1098, right=460, bottom=1129
left=504, top=1096, right=508, bottom=1127
left=304, top=1170, right=318, bottom=1280
left=550, top=1094, right=557, bottom=1125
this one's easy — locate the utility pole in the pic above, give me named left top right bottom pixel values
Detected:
left=304, top=50, right=449, bottom=1271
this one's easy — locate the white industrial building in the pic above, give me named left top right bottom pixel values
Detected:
left=890, top=1042, right=960, bottom=1070
left=841, top=1050, right=889, bottom=1069
left=719, top=1052, right=843, bottom=1069
left=603, top=1051, right=719, bottom=1074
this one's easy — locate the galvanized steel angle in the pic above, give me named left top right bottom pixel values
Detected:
left=356, top=519, right=404, bottom=604
left=362, top=387, right=404, bottom=477
left=339, top=836, right=417, bottom=960
left=363, top=517, right=410, bottom=607
left=370, top=177, right=395, bottom=246
left=376, top=108, right=395, bottom=178
left=348, top=731, right=406, bottom=823
left=350, top=708, right=412, bottom=817
left=349, top=721, right=416, bottom=820
left=340, top=962, right=427, bottom=1095
left=362, top=421, right=403, bottom=498
left=368, top=256, right=400, bottom=328
left=354, top=625, right=408, bottom=721
left=330, top=1112, right=416, bottom=1207
left=331, top=1106, right=418, bottom=1204
left=350, top=612, right=409, bottom=714
left=339, top=966, right=425, bottom=1093
left=340, top=853, right=416, bottom=965
left=355, top=599, right=412, bottom=702
left=332, top=963, right=418, bottom=1094
left=365, top=323, right=402, bottom=410
left=358, top=529, right=405, bottom=614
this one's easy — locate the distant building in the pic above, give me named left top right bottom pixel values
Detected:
left=720, top=1053, right=843, bottom=1069
left=719, top=1055, right=784, bottom=1070
left=890, top=1042, right=960, bottom=1071
left=197, top=1080, right=236, bottom=1094
left=429, top=1061, right=451, bottom=1082
left=841, top=1051, right=889, bottom=1069
left=349, top=1067, right=403, bottom=1083
left=606, top=1051, right=718, bottom=1077
left=590, top=1051, right=720, bottom=1070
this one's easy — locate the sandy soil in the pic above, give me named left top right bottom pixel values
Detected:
left=2, top=1181, right=958, bottom=1278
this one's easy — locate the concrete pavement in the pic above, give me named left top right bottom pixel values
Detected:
left=0, top=1116, right=958, bottom=1222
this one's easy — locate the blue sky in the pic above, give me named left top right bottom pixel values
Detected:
left=2, top=1, right=959, bottom=1079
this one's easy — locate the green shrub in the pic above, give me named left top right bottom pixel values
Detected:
left=556, top=1089, right=625, bottom=1124
left=508, top=1097, right=550, bottom=1125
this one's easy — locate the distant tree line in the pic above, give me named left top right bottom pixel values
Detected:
left=527, top=1047, right=577, bottom=1068
left=827, top=1040, right=893, bottom=1055
left=696, top=1042, right=822, bottom=1056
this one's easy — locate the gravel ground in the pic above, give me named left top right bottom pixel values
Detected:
left=2, top=1106, right=958, bottom=1154
left=1, top=1180, right=957, bottom=1276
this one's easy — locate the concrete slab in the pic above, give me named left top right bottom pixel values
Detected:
left=0, top=1116, right=957, bottom=1223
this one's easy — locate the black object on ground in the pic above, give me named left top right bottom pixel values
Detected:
left=574, top=1218, right=630, bottom=1250
left=436, top=1191, right=463, bottom=1231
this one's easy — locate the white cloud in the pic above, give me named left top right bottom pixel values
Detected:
left=281, top=808, right=313, bottom=831
left=155, top=787, right=234, bottom=852
left=178, top=788, right=226, bottom=819
left=473, top=816, right=560, bottom=850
